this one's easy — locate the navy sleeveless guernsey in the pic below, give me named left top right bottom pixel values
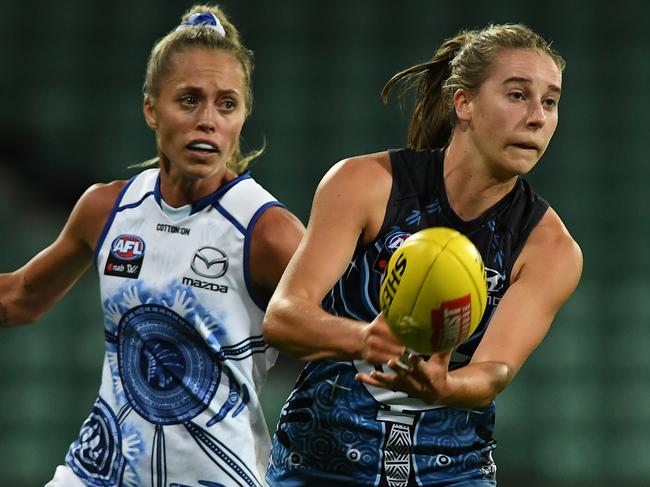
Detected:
left=267, top=148, right=549, bottom=486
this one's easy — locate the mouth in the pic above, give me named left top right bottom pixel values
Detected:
left=186, top=141, right=220, bottom=155
left=510, top=142, right=539, bottom=152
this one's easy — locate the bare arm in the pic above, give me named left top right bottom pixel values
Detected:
left=358, top=207, right=583, bottom=407
left=263, top=152, right=406, bottom=364
left=0, top=182, right=124, bottom=327
left=249, top=205, right=305, bottom=303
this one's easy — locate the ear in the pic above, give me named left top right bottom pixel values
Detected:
left=452, top=88, right=472, bottom=123
left=143, top=96, right=157, bottom=130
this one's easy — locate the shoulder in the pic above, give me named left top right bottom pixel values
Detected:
left=527, top=208, right=582, bottom=262
left=310, top=151, right=393, bottom=246
left=69, top=180, right=127, bottom=248
left=77, top=180, right=127, bottom=213
left=316, top=151, right=393, bottom=208
left=513, top=207, right=583, bottom=302
left=320, top=151, right=392, bottom=187
left=252, top=206, right=305, bottom=249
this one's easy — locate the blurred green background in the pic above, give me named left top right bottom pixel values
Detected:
left=1, top=0, right=649, bottom=486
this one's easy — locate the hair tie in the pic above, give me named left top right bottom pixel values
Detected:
left=176, top=12, right=226, bottom=37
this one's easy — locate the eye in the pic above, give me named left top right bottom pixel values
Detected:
left=220, top=99, right=238, bottom=111
left=543, top=98, right=558, bottom=109
left=179, top=94, right=198, bottom=106
left=508, top=91, right=525, bottom=101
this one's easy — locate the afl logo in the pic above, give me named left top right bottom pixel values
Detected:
left=385, top=232, right=411, bottom=253
left=191, top=247, right=228, bottom=279
left=373, top=231, right=411, bottom=274
left=110, top=234, right=145, bottom=261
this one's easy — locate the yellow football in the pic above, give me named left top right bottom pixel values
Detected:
left=379, top=227, right=488, bottom=354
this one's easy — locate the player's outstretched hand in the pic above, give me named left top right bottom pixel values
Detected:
left=356, top=350, right=453, bottom=405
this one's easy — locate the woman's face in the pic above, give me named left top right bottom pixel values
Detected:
left=144, top=47, right=247, bottom=182
left=462, top=48, right=562, bottom=178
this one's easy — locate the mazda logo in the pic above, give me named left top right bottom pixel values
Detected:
left=191, top=247, right=228, bottom=279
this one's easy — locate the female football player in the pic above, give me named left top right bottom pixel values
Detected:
left=0, top=5, right=303, bottom=486
left=264, top=23, right=582, bottom=486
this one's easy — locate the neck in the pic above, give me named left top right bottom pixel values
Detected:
left=158, top=159, right=236, bottom=207
left=443, top=138, right=518, bottom=221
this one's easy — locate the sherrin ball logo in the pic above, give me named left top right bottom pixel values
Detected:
left=111, top=234, right=146, bottom=261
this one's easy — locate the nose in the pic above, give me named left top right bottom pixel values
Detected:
left=526, top=101, right=546, bottom=130
left=197, top=105, right=218, bottom=133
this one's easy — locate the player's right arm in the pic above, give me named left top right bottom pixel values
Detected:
left=0, top=182, right=124, bottom=328
left=263, top=152, right=405, bottom=364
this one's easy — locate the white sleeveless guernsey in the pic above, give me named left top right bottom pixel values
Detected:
left=66, top=168, right=280, bottom=487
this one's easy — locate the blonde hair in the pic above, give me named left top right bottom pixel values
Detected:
left=383, top=23, right=565, bottom=150
left=140, top=4, right=263, bottom=173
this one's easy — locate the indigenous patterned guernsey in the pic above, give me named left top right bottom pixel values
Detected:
left=267, top=148, right=549, bottom=486
left=66, top=168, right=280, bottom=487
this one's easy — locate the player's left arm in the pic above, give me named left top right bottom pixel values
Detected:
left=361, top=208, right=583, bottom=408
left=249, top=205, right=305, bottom=303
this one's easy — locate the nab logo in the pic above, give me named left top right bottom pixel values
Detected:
left=111, top=235, right=145, bottom=261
